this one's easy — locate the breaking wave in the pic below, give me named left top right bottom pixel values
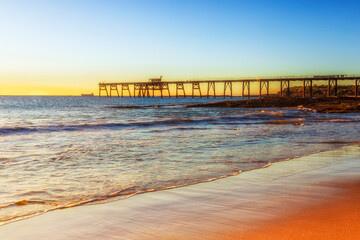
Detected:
left=1, top=111, right=359, bottom=136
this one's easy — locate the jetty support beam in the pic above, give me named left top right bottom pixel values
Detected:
left=109, top=84, right=119, bottom=97
left=121, top=84, right=131, bottom=97
left=303, top=79, right=313, bottom=98
left=99, top=83, right=109, bottom=97
left=223, top=81, right=232, bottom=98
left=207, top=82, right=216, bottom=98
left=149, top=84, right=154, bottom=97
left=259, top=80, right=269, bottom=99
left=140, top=84, right=150, bottom=97
left=152, top=83, right=162, bottom=98
left=242, top=81, right=250, bottom=98
left=328, top=79, right=338, bottom=97
left=280, top=80, right=290, bottom=97
left=162, top=83, right=170, bottom=97
left=134, top=84, right=141, bottom=97
left=192, top=82, right=201, bottom=98
left=176, top=83, right=186, bottom=98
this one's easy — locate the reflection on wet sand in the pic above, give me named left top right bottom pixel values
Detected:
left=234, top=180, right=360, bottom=240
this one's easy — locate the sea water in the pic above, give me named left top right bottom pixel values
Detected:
left=1, top=96, right=360, bottom=224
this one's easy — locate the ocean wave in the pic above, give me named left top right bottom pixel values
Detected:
left=0, top=114, right=270, bottom=136
left=308, top=118, right=360, bottom=123
left=148, top=127, right=210, bottom=133
left=1, top=114, right=358, bottom=136
left=0, top=200, right=60, bottom=209
left=264, top=118, right=304, bottom=125
left=107, top=104, right=182, bottom=109
left=0, top=113, right=317, bottom=136
left=241, top=110, right=302, bottom=120
left=108, top=106, right=143, bottom=109
left=327, top=119, right=360, bottom=123
left=298, top=141, right=360, bottom=145
left=0, top=118, right=217, bottom=136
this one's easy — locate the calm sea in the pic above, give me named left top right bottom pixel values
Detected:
left=1, top=96, right=360, bottom=224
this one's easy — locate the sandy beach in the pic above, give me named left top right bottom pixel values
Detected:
left=234, top=180, right=360, bottom=240
left=1, top=145, right=359, bottom=240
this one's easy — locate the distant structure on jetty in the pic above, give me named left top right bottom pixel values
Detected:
left=98, top=75, right=360, bottom=99
left=149, top=75, right=163, bottom=83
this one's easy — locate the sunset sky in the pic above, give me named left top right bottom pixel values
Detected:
left=0, top=0, right=359, bottom=95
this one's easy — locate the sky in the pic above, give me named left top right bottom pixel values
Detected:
left=0, top=0, right=359, bottom=95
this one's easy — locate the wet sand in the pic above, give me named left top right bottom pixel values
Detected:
left=1, top=145, right=360, bottom=240
left=225, top=180, right=360, bottom=240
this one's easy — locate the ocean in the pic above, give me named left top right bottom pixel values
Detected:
left=1, top=96, right=360, bottom=224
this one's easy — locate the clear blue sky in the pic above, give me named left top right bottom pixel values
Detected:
left=0, top=0, right=359, bottom=94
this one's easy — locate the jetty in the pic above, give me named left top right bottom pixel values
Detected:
left=98, top=75, right=360, bottom=99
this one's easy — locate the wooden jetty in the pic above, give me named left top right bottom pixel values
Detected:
left=99, top=75, right=360, bottom=99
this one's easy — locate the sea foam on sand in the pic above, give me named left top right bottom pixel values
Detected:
left=1, top=145, right=360, bottom=240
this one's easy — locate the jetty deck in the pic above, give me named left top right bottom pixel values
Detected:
left=99, top=75, right=360, bottom=98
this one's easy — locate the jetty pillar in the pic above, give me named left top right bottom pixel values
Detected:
left=242, top=81, right=250, bottom=98
left=303, top=80, right=313, bottom=98
left=280, top=80, right=290, bottom=97
left=121, top=84, right=131, bottom=97
left=223, top=81, right=232, bottom=98
left=140, top=84, right=145, bottom=98
left=109, top=84, right=119, bottom=97
left=356, top=78, right=359, bottom=98
left=141, top=84, right=150, bottom=97
left=207, top=82, right=216, bottom=98
left=328, top=79, right=338, bottom=97
left=259, top=80, right=269, bottom=99
left=287, top=80, right=290, bottom=97
left=152, top=83, right=161, bottom=98
left=334, top=79, right=338, bottom=96
left=176, top=83, right=186, bottom=98
left=259, top=81, right=262, bottom=99
left=140, top=84, right=145, bottom=97
left=303, top=80, right=305, bottom=98
left=162, top=83, right=170, bottom=97
left=159, top=84, right=164, bottom=98
left=192, top=82, right=201, bottom=98
left=242, top=82, right=244, bottom=97
left=149, top=84, right=154, bottom=97
left=99, top=83, right=109, bottom=97
left=134, top=84, right=140, bottom=97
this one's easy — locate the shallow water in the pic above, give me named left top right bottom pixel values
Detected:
left=1, top=96, right=360, bottom=224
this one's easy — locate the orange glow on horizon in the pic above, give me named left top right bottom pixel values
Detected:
left=0, top=84, right=96, bottom=96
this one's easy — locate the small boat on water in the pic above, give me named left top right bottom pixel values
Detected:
left=81, top=93, right=94, bottom=97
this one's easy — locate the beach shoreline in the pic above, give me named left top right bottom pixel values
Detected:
left=1, top=145, right=359, bottom=240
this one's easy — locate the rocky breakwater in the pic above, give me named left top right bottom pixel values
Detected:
left=186, top=97, right=360, bottom=113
